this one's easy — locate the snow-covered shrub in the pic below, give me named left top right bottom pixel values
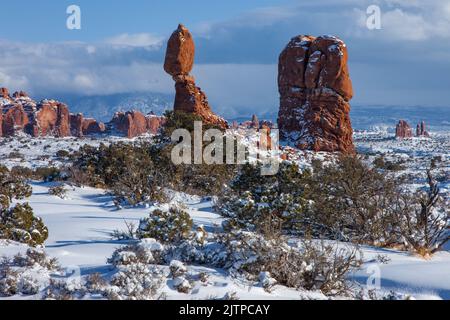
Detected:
left=0, top=203, right=49, bottom=246
left=0, top=265, right=19, bottom=297
left=397, top=170, right=449, bottom=257
left=306, top=156, right=406, bottom=246
left=43, top=279, right=85, bottom=300
left=214, top=231, right=362, bottom=296
left=169, top=260, right=187, bottom=278
left=14, top=248, right=59, bottom=270
left=71, top=142, right=167, bottom=205
left=0, top=165, right=32, bottom=210
left=107, top=239, right=165, bottom=268
left=137, top=206, right=193, bottom=244
left=0, top=166, right=48, bottom=246
left=48, top=184, right=67, bottom=199
left=107, top=263, right=165, bottom=300
left=0, top=248, right=59, bottom=297
left=172, top=276, right=191, bottom=294
left=217, top=162, right=309, bottom=236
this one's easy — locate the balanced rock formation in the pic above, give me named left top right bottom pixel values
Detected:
left=164, top=24, right=227, bottom=129
left=416, top=121, right=430, bottom=137
left=278, top=35, right=355, bottom=153
left=395, top=120, right=413, bottom=139
left=110, top=111, right=165, bottom=138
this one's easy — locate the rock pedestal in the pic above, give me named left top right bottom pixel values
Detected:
left=164, top=24, right=227, bottom=129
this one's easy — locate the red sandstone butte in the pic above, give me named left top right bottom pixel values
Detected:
left=395, top=120, right=413, bottom=139
left=110, top=111, right=165, bottom=138
left=278, top=35, right=355, bottom=153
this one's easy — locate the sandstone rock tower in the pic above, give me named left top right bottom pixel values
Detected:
left=164, top=24, right=227, bottom=129
left=396, top=120, right=413, bottom=139
left=278, top=35, right=355, bottom=153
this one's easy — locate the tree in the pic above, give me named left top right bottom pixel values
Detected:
left=0, top=166, right=48, bottom=246
left=399, top=170, right=449, bottom=257
left=218, top=162, right=309, bottom=237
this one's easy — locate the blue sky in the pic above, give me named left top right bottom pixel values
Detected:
left=1, top=0, right=449, bottom=117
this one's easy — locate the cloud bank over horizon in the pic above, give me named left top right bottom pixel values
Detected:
left=0, top=0, right=449, bottom=117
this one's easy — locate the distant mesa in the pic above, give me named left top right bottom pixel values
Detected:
left=164, top=24, right=228, bottom=129
left=110, top=110, right=165, bottom=139
left=395, top=120, right=430, bottom=139
left=277, top=35, right=355, bottom=154
left=0, top=88, right=165, bottom=139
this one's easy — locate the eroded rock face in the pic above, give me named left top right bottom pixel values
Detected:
left=82, top=118, right=106, bottom=135
left=278, top=35, right=355, bottom=153
left=0, top=88, right=109, bottom=138
left=2, top=104, right=29, bottom=136
left=164, top=25, right=228, bottom=129
left=70, top=114, right=84, bottom=137
left=396, top=120, right=413, bottom=139
left=27, top=101, right=71, bottom=137
left=110, top=111, right=164, bottom=138
left=416, top=121, right=430, bottom=137
left=1, top=88, right=10, bottom=99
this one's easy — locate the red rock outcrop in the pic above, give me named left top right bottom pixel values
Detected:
left=110, top=111, right=164, bottom=138
left=164, top=24, right=228, bottom=129
left=278, top=35, right=355, bottom=153
left=416, top=121, right=430, bottom=137
left=26, top=101, right=71, bottom=137
left=1, top=104, right=29, bottom=136
left=0, top=88, right=109, bottom=138
left=1, top=88, right=10, bottom=99
left=82, top=118, right=106, bottom=135
left=396, top=120, right=413, bottom=139
left=70, top=113, right=84, bottom=137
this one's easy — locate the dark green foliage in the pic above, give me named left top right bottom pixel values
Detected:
left=0, top=165, right=32, bottom=210
left=218, top=162, right=310, bottom=236
left=71, top=142, right=166, bottom=205
left=0, top=166, right=48, bottom=246
left=71, top=140, right=237, bottom=200
left=32, top=167, right=61, bottom=182
left=137, top=206, right=193, bottom=243
left=306, top=156, right=403, bottom=245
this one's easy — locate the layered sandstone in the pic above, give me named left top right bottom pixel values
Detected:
left=164, top=24, right=228, bottom=129
left=395, top=120, right=413, bottom=139
left=278, top=35, right=355, bottom=153
left=416, top=121, right=430, bottom=137
left=110, top=111, right=165, bottom=138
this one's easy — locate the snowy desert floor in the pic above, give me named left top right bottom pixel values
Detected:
left=1, top=182, right=449, bottom=300
left=0, top=131, right=449, bottom=300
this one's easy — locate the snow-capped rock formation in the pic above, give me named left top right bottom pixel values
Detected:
left=278, top=35, right=355, bottom=153
left=396, top=120, right=413, bottom=139
left=164, top=24, right=228, bottom=129
left=109, top=110, right=165, bottom=138
left=0, top=89, right=106, bottom=138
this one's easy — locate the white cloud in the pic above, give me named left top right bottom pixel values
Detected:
left=105, top=33, right=164, bottom=48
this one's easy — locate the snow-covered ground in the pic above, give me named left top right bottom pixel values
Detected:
left=0, top=130, right=449, bottom=300
left=0, top=182, right=448, bottom=300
